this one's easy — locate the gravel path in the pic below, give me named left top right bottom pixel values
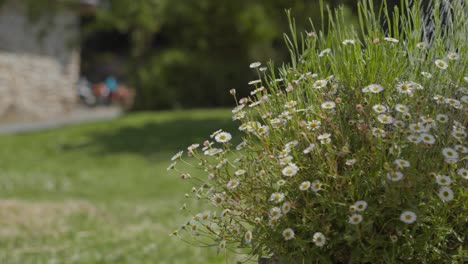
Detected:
left=0, top=107, right=122, bottom=134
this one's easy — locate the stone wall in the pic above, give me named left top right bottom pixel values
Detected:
left=0, top=2, right=79, bottom=121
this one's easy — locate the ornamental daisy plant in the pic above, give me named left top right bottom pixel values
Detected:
left=169, top=0, right=467, bottom=262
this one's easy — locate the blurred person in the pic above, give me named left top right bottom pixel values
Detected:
left=92, top=82, right=110, bottom=105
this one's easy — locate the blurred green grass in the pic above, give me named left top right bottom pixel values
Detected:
left=0, top=109, right=251, bottom=263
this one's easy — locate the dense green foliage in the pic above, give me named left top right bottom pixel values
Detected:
left=2, top=0, right=404, bottom=110
left=0, top=109, right=250, bottom=263
left=171, top=0, right=467, bottom=262
left=85, top=0, right=363, bottom=110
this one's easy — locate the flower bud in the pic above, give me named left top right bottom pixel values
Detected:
left=239, top=97, right=248, bottom=105
left=229, top=88, right=236, bottom=95
left=355, top=104, right=363, bottom=112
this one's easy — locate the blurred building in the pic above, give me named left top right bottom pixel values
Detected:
left=0, top=0, right=98, bottom=121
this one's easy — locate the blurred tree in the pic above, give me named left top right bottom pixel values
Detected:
left=4, top=0, right=398, bottom=110
left=105, top=0, right=360, bottom=110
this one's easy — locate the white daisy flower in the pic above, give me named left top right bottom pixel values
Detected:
left=348, top=214, right=363, bottom=224
left=454, top=145, right=467, bottom=154
left=393, top=120, right=405, bottom=129
left=189, top=223, right=198, bottom=234
left=433, top=95, right=445, bottom=104
left=354, top=200, right=368, bottom=212
left=384, top=37, right=399, bottom=43
left=235, top=169, right=246, bottom=176
left=269, top=207, right=282, bottom=219
left=363, top=84, right=384, bottom=93
left=187, top=143, right=200, bottom=152
left=259, top=67, right=267, bottom=72
left=257, top=125, right=270, bottom=136
left=210, top=129, right=223, bottom=138
left=416, top=42, right=427, bottom=49
left=436, top=114, right=448, bottom=123
left=409, top=123, right=426, bottom=133
left=435, top=59, right=448, bottom=70
left=232, top=104, right=245, bottom=113
left=299, top=181, right=311, bottom=191
left=319, top=48, right=331, bottom=57
left=311, top=180, right=323, bottom=192
left=461, top=95, right=468, bottom=104
left=211, top=193, right=225, bottom=206
left=442, top=148, right=459, bottom=160
left=282, top=202, right=291, bottom=214
left=438, top=187, right=454, bottom=201
left=249, top=100, right=262, bottom=108
left=218, top=240, right=226, bottom=250
left=251, top=86, right=265, bottom=95
left=407, top=135, right=421, bottom=144
left=396, top=82, right=414, bottom=94
left=394, top=159, right=410, bottom=168
left=451, top=129, right=466, bottom=140
left=318, top=133, right=332, bottom=144
left=277, top=179, right=286, bottom=186
left=458, top=87, right=468, bottom=94
left=282, top=228, right=295, bottom=240
left=456, top=168, right=467, bottom=179
left=447, top=52, right=459, bottom=60
left=244, top=230, right=252, bottom=244
left=372, top=127, right=386, bottom=138
left=215, top=132, right=232, bottom=143
left=204, top=148, right=223, bottom=156
left=436, top=175, right=451, bottom=186
left=227, top=179, right=240, bottom=190
left=285, top=140, right=299, bottom=149
left=303, top=144, right=316, bottom=154
left=236, top=142, right=247, bottom=151
left=199, top=210, right=211, bottom=222
left=400, top=211, right=417, bottom=224
left=445, top=98, right=462, bottom=109
left=387, top=171, right=403, bottom=181
left=220, top=209, right=230, bottom=220
left=420, top=116, right=436, bottom=127
left=232, top=111, right=246, bottom=120
left=167, top=162, right=176, bottom=171
left=282, top=163, right=299, bottom=177
left=342, top=39, right=356, bottom=45
left=321, top=101, right=336, bottom=109
left=171, top=151, right=184, bottom=161
left=377, top=114, right=393, bottom=124
left=248, top=79, right=262, bottom=85
left=279, top=155, right=293, bottom=166
left=306, top=120, right=321, bottom=130
left=268, top=218, right=279, bottom=228
left=420, top=133, right=436, bottom=144
left=395, top=104, right=409, bottom=113
left=270, top=192, right=285, bottom=203
left=250, top=62, right=261, bottom=68
left=373, top=104, right=387, bottom=113
left=313, top=79, right=328, bottom=89
left=284, top=100, right=297, bottom=109
left=411, top=82, right=424, bottom=90
left=345, top=159, right=357, bottom=166
left=313, top=232, right=326, bottom=247
left=421, top=71, right=432, bottom=78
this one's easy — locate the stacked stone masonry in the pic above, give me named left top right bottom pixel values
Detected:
left=0, top=2, right=79, bottom=121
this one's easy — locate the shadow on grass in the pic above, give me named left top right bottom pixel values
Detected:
left=62, top=117, right=241, bottom=158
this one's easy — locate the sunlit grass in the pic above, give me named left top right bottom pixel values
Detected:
left=0, top=109, right=251, bottom=263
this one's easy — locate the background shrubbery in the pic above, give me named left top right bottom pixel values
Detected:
left=80, top=0, right=375, bottom=110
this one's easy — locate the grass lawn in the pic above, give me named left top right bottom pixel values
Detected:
left=0, top=109, right=253, bottom=264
